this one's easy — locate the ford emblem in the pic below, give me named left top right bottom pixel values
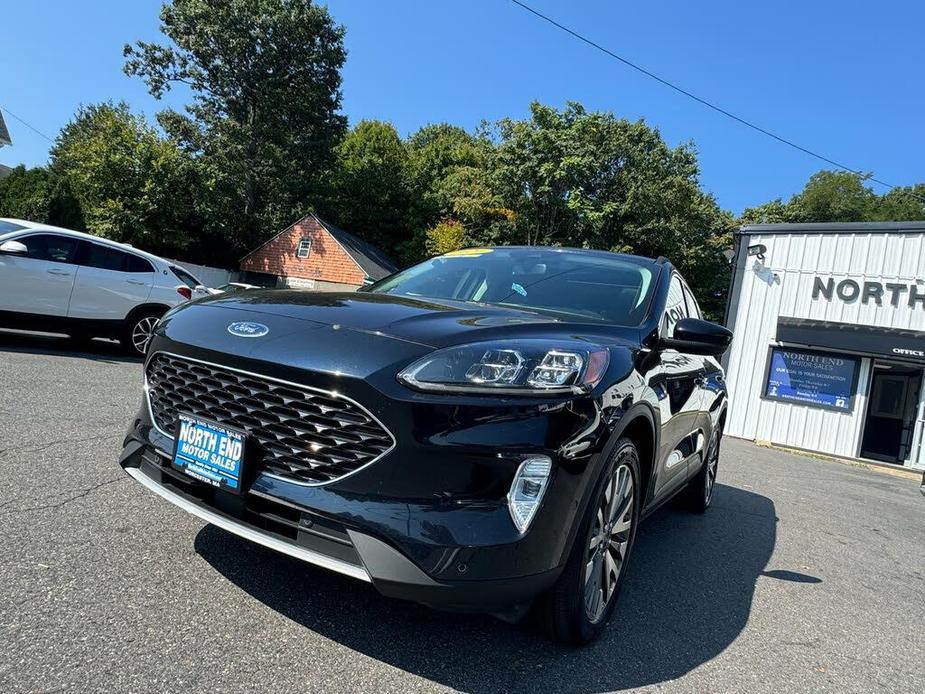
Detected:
left=227, top=321, right=270, bottom=338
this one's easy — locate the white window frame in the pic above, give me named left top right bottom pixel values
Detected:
left=295, top=238, right=312, bottom=259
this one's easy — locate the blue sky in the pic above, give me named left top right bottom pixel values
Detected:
left=2, top=0, right=922, bottom=213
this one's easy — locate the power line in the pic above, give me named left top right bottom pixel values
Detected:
left=0, top=106, right=55, bottom=143
left=508, top=0, right=925, bottom=204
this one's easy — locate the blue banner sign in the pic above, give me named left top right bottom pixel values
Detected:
left=764, top=348, right=858, bottom=411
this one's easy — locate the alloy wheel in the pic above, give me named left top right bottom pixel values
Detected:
left=131, top=316, right=159, bottom=355
left=583, top=462, right=634, bottom=623
left=704, top=433, right=719, bottom=505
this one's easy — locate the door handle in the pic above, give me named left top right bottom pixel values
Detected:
left=47, top=269, right=71, bottom=276
left=126, top=279, right=147, bottom=285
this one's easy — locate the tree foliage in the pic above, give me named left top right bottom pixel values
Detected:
left=328, top=120, right=411, bottom=251
left=124, top=0, right=347, bottom=249
left=424, top=219, right=466, bottom=256
left=49, top=102, right=201, bottom=253
left=741, top=170, right=925, bottom=227
left=0, top=165, right=83, bottom=229
left=428, top=103, right=733, bottom=317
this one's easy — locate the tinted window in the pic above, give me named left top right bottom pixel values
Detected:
left=20, top=234, right=79, bottom=263
left=664, top=275, right=688, bottom=334
left=83, top=243, right=129, bottom=271
left=170, top=266, right=202, bottom=289
left=682, top=284, right=702, bottom=319
left=125, top=254, right=154, bottom=273
left=367, top=248, right=656, bottom=326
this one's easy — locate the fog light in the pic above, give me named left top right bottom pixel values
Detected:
left=507, top=456, right=552, bottom=533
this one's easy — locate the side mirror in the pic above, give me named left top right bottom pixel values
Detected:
left=0, top=240, right=28, bottom=255
left=661, top=317, right=732, bottom=356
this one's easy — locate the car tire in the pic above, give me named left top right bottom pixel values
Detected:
left=536, top=437, right=641, bottom=645
left=683, top=426, right=721, bottom=513
left=121, top=309, right=163, bottom=357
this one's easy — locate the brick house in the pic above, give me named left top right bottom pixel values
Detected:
left=239, top=213, right=398, bottom=291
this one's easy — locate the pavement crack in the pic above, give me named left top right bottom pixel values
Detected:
left=0, top=476, right=127, bottom=517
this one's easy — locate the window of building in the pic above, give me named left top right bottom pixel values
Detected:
left=296, top=238, right=312, bottom=259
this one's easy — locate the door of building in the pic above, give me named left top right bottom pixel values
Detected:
left=860, top=364, right=923, bottom=464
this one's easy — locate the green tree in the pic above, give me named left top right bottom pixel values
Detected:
left=329, top=120, right=411, bottom=251
left=0, top=166, right=83, bottom=229
left=740, top=170, right=925, bottom=228
left=405, top=124, right=486, bottom=222
left=464, top=102, right=731, bottom=315
left=870, top=184, right=925, bottom=221
left=402, top=123, right=498, bottom=261
left=50, top=102, right=201, bottom=254
left=424, top=219, right=466, bottom=256
left=124, top=0, right=347, bottom=250
left=739, top=199, right=789, bottom=225
left=786, top=170, right=876, bottom=222
left=483, top=103, right=724, bottom=254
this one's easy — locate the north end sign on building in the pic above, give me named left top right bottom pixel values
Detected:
left=812, top=276, right=925, bottom=308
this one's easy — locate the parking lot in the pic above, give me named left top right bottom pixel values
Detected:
left=0, top=330, right=923, bottom=694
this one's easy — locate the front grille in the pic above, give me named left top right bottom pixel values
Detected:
left=145, top=352, right=394, bottom=485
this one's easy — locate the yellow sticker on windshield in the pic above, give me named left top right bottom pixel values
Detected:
left=443, top=248, right=493, bottom=258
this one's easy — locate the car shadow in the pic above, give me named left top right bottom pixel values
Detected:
left=194, top=483, right=780, bottom=692
left=0, top=328, right=139, bottom=363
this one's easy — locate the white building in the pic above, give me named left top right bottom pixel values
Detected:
left=724, top=222, right=925, bottom=470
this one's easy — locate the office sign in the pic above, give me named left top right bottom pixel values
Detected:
left=764, top=347, right=859, bottom=412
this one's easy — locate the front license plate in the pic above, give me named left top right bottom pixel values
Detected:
left=172, top=414, right=246, bottom=493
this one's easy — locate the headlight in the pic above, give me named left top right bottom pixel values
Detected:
left=397, top=339, right=609, bottom=395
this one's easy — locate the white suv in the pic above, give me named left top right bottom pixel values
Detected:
left=0, top=218, right=210, bottom=355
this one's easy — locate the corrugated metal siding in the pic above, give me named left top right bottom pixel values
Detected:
left=724, top=230, right=925, bottom=461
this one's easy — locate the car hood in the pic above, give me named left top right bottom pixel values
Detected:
left=181, top=290, right=642, bottom=349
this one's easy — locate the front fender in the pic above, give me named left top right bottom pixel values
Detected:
left=551, top=383, right=660, bottom=572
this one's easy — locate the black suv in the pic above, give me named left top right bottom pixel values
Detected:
left=119, top=246, right=731, bottom=644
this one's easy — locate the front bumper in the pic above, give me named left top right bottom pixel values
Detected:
left=119, top=441, right=563, bottom=610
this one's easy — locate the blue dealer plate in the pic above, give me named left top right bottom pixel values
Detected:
left=172, top=413, right=246, bottom=493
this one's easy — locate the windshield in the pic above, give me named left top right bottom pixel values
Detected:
left=367, top=248, right=656, bottom=326
left=0, top=220, right=28, bottom=235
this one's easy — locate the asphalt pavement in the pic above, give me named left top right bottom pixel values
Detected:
left=1, top=330, right=923, bottom=694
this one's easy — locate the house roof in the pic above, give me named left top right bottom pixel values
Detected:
left=313, top=215, right=398, bottom=281
left=241, top=213, right=398, bottom=282
left=0, top=112, right=11, bottom=147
